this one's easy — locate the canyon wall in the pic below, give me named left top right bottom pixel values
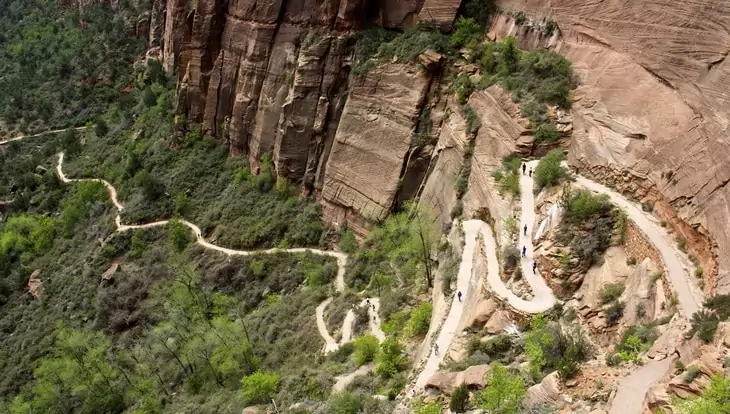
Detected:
left=485, top=0, right=730, bottom=294
left=163, top=0, right=730, bottom=293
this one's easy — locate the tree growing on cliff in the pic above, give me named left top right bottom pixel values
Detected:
left=534, top=149, right=570, bottom=191
left=475, top=362, right=526, bottom=413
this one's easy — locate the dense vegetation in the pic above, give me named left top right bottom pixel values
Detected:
left=0, top=1, right=146, bottom=135
left=63, top=67, right=326, bottom=251
left=534, top=149, right=570, bottom=192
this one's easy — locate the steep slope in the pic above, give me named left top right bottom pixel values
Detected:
left=488, top=1, right=730, bottom=293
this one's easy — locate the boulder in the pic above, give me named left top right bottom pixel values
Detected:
left=467, top=298, right=499, bottom=328
left=425, top=364, right=491, bottom=395
left=485, top=309, right=513, bottom=334
left=241, top=407, right=260, bottom=414
left=27, top=270, right=43, bottom=300
left=526, top=372, right=563, bottom=406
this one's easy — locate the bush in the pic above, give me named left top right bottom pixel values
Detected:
left=326, top=391, right=362, bottom=414
left=470, top=334, right=513, bottom=357
left=534, top=149, right=570, bottom=191
left=451, top=17, right=484, bottom=49
left=239, top=371, right=280, bottom=404
left=354, top=334, right=380, bottom=366
left=376, top=338, right=406, bottom=379
left=339, top=229, right=357, bottom=253
left=168, top=219, right=192, bottom=252
left=604, top=301, right=625, bottom=325
left=676, top=374, right=730, bottom=413
left=689, top=310, right=720, bottom=343
left=704, top=294, right=730, bottom=320
left=599, top=283, right=625, bottom=304
left=475, top=362, right=526, bottom=413
left=524, top=316, right=592, bottom=381
left=560, top=187, right=614, bottom=224
left=450, top=383, right=470, bottom=412
left=684, top=365, right=702, bottom=383
left=503, top=244, right=521, bottom=269
left=407, top=301, right=433, bottom=337
left=533, top=123, right=560, bottom=142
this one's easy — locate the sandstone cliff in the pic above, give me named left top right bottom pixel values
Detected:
left=487, top=2, right=730, bottom=294
left=163, top=0, right=730, bottom=294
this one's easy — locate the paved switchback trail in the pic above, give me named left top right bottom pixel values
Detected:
left=9, top=132, right=700, bottom=412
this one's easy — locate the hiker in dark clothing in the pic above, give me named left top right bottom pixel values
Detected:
left=533, top=260, right=537, bottom=274
left=457, top=291, right=462, bottom=302
left=523, top=224, right=528, bottom=236
left=529, top=168, right=533, bottom=177
left=522, top=163, right=526, bottom=175
left=522, top=246, right=526, bottom=257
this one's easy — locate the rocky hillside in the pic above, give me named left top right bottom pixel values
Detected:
left=163, top=0, right=730, bottom=294
left=487, top=0, right=730, bottom=295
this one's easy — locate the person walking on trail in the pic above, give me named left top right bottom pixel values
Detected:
left=533, top=260, right=537, bottom=274
left=529, top=168, right=533, bottom=177
left=434, top=344, right=439, bottom=355
left=457, top=291, right=462, bottom=302
left=522, top=163, right=526, bottom=175
left=523, top=224, right=528, bottom=236
left=522, top=246, right=526, bottom=257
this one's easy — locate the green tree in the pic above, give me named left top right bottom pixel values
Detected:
left=451, top=17, right=483, bottom=48
left=689, top=310, right=720, bottom=343
left=168, top=219, right=192, bottom=252
left=407, top=301, right=433, bottom=337
left=239, top=371, right=280, bottom=404
left=534, top=149, right=570, bottom=191
left=376, top=337, right=406, bottom=379
left=498, top=36, right=520, bottom=76
left=339, top=229, right=358, bottom=253
left=93, top=117, right=109, bottom=137
left=354, top=334, right=380, bottom=366
left=12, top=325, right=126, bottom=414
left=450, top=383, right=470, bottom=412
left=475, top=362, right=526, bottom=413
left=327, top=391, right=362, bottom=414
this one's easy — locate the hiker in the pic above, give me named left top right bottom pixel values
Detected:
left=522, top=246, right=526, bottom=257
left=533, top=260, right=537, bottom=274
left=523, top=224, right=528, bottom=236
left=529, top=168, right=533, bottom=177
left=366, top=299, right=370, bottom=306
left=434, top=344, right=439, bottom=355
left=457, top=291, right=462, bottom=302
left=522, top=163, right=526, bottom=175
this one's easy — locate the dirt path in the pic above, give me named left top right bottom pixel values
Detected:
left=0, top=126, right=86, bottom=145
left=56, top=152, right=379, bottom=355
left=609, top=356, right=675, bottom=414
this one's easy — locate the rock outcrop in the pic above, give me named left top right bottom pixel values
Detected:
left=425, top=364, right=491, bottom=394
left=164, top=0, right=448, bottom=234
left=487, top=3, right=730, bottom=293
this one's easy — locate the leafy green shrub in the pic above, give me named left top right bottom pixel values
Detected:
left=704, top=294, right=730, bottom=320
left=408, top=301, right=433, bottom=337
left=534, top=149, right=569, bottom=191
left=462, top=104, right=482, bottom=134
left=239, top=371, right=280, bottom=404
left=470, top=334, right=513, bottom=357
left=354, top=334, right=380, bottom=366
left=689, top=310, right=720, bottom=343
left=676, top=374, right=730, bottom=413
left=168, top=219, right=192, bottom=252
left=533, top=123, right=560, bottom=142
left=451, top=17, right=484, bottom=49
left=684, top=365, right=701, bottom=383
left=599, top=283, right=625, bottom=304
left=503, top=245, right=521, bottom=269
left=524, top=315, right=592, bottom=381
left=514, top=11, right=527, bottom=25
left=450, top=383, right=470, bottom=412
left=326, top=391, right=362, bottom=414
left=376, top=337, right=407, bottom=379
left=695, top=267, right=704, bottom=277
left=475, top=362, right=526, bottom=413
left=560, top=187, right=614, bottom=224
left=604, top=301, right=625, bottom=325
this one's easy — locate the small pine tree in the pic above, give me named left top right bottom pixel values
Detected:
left=450, top=383, right=470, bottom=412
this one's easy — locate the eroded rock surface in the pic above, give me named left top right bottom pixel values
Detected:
left=487, top=3, right=730, bottom=293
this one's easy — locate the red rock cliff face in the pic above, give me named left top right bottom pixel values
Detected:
left=163, top=0, right=440, bottom=235
left=488, top=0, right=730, bottom=293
